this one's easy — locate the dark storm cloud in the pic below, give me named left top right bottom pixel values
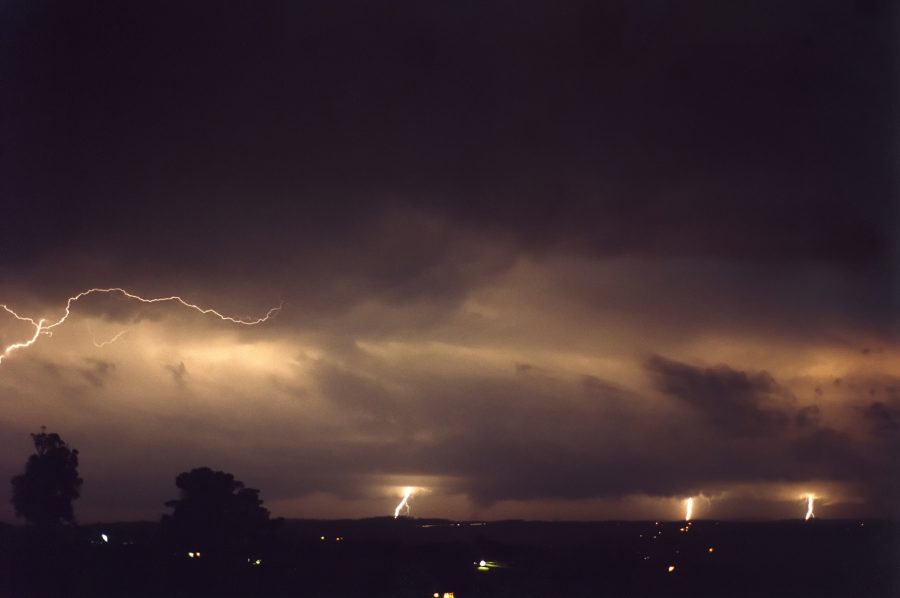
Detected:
left=639, top=357, right=899, bottom=504
left=377, top=356, right=878, bottom=506
left=1, top=1, right=896, bottom=296
left=2, top=328, right=894, bottom=519
left=1, top=0, right=898, bottom=521
left=79, top=358, right=116, bottom=389
left=313, top=361, right=399, bottom=424
left=648, top=355, right=791, bottom=436
left=794, top=405, right=822, bottom=429
left=822, top=374, right=900, bottom=403
left=165, top=362, right=188, bottom=387
left=864, top=401, right=900, bottom=435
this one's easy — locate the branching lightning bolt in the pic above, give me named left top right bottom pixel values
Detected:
left=804, top=494, right=815, bottom=521
left=0, top=288, right=281, bottom=365
left=0, top=306, right=46, bottom=364
left=394, top=487, right=416, bottom=519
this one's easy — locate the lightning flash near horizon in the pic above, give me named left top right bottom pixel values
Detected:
left=684, top=497, right=694, bottom=522
left=394, top=487, right=416, bottom=519
left=805, top=494, right=815, bottom=521
left=0, top=287, right=281, bottom=365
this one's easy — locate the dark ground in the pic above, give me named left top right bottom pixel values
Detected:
left=1, top=517, right=897, bottom=597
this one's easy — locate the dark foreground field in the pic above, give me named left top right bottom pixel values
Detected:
left=1, top=518, right=897, bottom=597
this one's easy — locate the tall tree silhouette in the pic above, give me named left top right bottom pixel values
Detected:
left=10, top=428, right=83, bottom=526
left=161, top=467, right=277, bottom=556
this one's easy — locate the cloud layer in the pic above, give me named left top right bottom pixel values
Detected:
left=0, top=0, right=897, bottom=521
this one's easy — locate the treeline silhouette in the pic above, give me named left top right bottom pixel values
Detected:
left=11, top=429, right=83, bottom=527
left=3, top=430, right=899, bottom=598
left=6, top=429, right=282, bottom=597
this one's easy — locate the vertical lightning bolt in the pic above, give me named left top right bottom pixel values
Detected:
left=804, top=494, right=815, bottom=520
left=1, top=288, right=281, bottom=365
left=684, top=497, right=694, bottom=522
left=394, top=487, right=416, bottom=519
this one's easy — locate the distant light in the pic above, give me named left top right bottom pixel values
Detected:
left=434, top=593, right=440, bottom=598
left=667, top=565, right=676, bottom=573
left=100, top=533, right=109, bottom=543
left=443, top=593, right=455, bottom=598
left=320, top=536, right=325, bottom=541
left=187, top=552, right=195, bottom=558
left=479, top=560, right=487, bottom=567
left=708, top=547, right=715, bottom=553
left=254, top=559, right=262, bottom=566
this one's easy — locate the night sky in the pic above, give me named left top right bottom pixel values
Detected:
left=1, top=0, right=897, bottom=523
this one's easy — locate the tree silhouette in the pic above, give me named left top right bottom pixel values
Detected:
left=10, top=428, right=83, bottom=526
left=161, top=467, right=278, bottom=556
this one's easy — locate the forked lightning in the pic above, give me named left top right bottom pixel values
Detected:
left=1, top=287, right=281, bottom=365
left=394, top=487, right=416, bottom=519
